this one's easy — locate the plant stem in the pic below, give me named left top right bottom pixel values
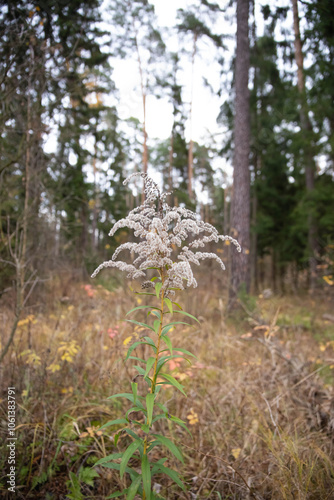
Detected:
left=150, top=272, right=165, bottom=395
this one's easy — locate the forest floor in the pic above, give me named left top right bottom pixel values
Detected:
left=1, top=272, right=334, bottom=499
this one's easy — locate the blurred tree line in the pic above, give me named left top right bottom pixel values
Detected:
left=0, top=0, right=334, bottom=301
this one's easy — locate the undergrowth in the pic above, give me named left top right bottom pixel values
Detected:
left=1, top=276, right=334, bottom=499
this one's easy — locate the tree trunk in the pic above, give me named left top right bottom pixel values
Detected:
left=230, top=0, right=251, bottom=301
left=187, top=33, right=197, bottom=201
left=291, top=0, right=318, bottom=290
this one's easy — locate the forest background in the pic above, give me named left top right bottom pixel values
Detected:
left=1, top=0, right=334, bottom=499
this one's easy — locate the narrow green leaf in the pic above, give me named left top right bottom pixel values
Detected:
left=150, top=310, right=161, bottom=320
left=94, top=452, right=123, bottom=465
left=154, top=464, right=186, bottom=491
left=134, top=292, right=155, bottom=296
left=159, top=373, right=187, bottom=396
left=134, top=365, right=146, bottom=376
left=161, top=335, right=172, bottom=356
left=126, top=342, right=147, bottom=361
left=170, top=415, right=192, bottom=437
left=147, top=440, right=160, bottom=453
left=126, top=406, right=145, bottom=421
left=99, top=461, right=139, bottom=479
left=143, top=337, right=157, bottom=351
left=162, top=322, right=191, bottom=336
left=120, top=440, right=142, bottom=478
left=150, top=276, right=158, bottom=281
left=174, top=310, right=200, bottom=323
left=126, top=475, right=142, bottom=500
left=106, top=491, right=125, bottom=499
left=131, top=382, right=138, bottom=404
left=144, top=357, right=155, bottom=379
left=142, top=454, right=151, bottom=500
left=152, top=434, right=184, bottom=463
left=153, top=319, right=160, bottom=334
left=155, top=282, right=162, bottom=298
left=99, top=418, right=128, bottom=431
left=126, top=306, right=161, bottom=315
left=128, top=356, right=146, bottom=363
left=172, top=301, right=183, bottom=310
left=164, top=298, right=173, bottom=315
left=156, top=402, right=168, bottom=413
left=125, top=319, right=155, bottom=332
left=173, top=348, right=197, bottom=359
left=108, top=393, right=135, bottom=403
left=146, top=393, right=155, bottom=425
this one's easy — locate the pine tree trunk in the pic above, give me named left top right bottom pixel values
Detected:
left=230, top=0, right=251, bottom=301
left=187, top=33, right=197, bottom=201
left=291, top=0, right=318, bottom=290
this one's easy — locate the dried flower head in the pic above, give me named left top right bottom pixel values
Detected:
left=91, top=173, right=241, bottom=293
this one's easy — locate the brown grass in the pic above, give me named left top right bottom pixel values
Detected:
left=1, top=274, right=334, bottom=499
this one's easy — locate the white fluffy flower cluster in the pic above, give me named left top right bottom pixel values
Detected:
left=91, top=173, right=241, bottom=292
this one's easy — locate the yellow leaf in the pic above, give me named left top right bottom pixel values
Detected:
left=231, top=448, right=241, bottom=460
left=47, top=363, right=61, bottom=373
left=136, top=297, right=142, bottom=305
left=105, top=244, right=110, bottom=249
left=319, top=344, right=326, bottom=352
left=67, top=305, right=74, bottom=311
left=103, top=345, right=108, bottom=350
left=323, top=275, right=334, bottom=285
left=225, top=240, right=230, bottom=246
left=123, top=336, right=132, bottom=346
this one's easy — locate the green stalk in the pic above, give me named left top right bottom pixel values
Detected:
left=150, top=270, right=165, bottom=395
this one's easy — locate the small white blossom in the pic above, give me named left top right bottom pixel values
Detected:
left=91, top=173, right=241, bottom=290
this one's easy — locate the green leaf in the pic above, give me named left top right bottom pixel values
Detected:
left=99, top=418, right=128, bottom=431
left=161, top=322, right=191, bottom=336
left=173, top=348, right=197, bottom=359
left=126, top=306, right=161, bottom=315
left=126, top=475, right=142, bottom=500
left=143, top=337, right=157, bottom=350
left=142, top=454, right=151, bottom=500
left=150, top=276, right=158, bottom=282
left=94, top=453, right=123, bottom=466
left=172, top=301, right=183, bottom=310
left=147, top=440, right=160, bottom=453
left=100, top=461, right=138, bottom=480
left=146, top=393, right=155, bottom=426
left=126, top=406, right=145, bottom=421
left=154, top=464, right=186, bottom=491
left=170, top=415, right=192, bottom=437
left=161, top=335, right=172, bottom=356
left=156, top=402, right=168, bottom=413
left=155, top=282, right=162, bottom=298
left=158, top=373, right=187, bottom=396
left=108, top=393, right=144, bottom=410
left=150, top=310, right=161, bottom=320
left=125, top=319, right=155, bottom=332
left=125, top=342, right=147, bottom=361
left=174, top=311, right=200, bottom=323
left=134, top=365, right=146, bottom=377
left=152, top=434, right=184, bottom=463
left=164, top=298, right=173, bottom=315
left=144, top=357, right=155, bottom=379
left=106, top=491, right=124, bottom=499
left=128, top=356, right=146, bottom=363
left=120, top=440, right=142, bottom=478
left=131, top=382, right=138, bottom=404
left=153, top=319, right=160, bottom=334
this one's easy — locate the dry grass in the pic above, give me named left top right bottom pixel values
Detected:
left=1, top=273, right=334, bottom=499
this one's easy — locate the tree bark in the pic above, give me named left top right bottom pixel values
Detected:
left=291, top=0, right=318, bottom=290
left=230, top=0, right=251, bottom=301
left=187, top=33, right=197, bottom=201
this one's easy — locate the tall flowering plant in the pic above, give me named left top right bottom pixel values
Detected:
left=93, top=174, right=240, bottom=499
